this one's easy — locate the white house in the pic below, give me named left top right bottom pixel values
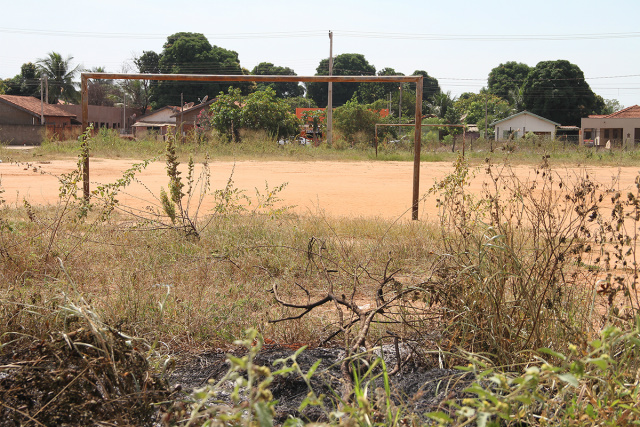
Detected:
left=491, top=111, right=559, bottom=141
left=131, top=106, right=178, bottom=140
left=581, top=105, right=640, bottom=148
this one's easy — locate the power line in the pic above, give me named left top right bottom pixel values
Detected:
left=2, top=26, right=640, bottom=42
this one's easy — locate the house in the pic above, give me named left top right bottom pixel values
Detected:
left=131, top=106, right=178, bottom=140
left=490, top=110, right=559, bottom=141
left=171, top=98, right=216, bottom=135
left=581, top=105, right=640, bottom=148
left=57, top=104, right=137, bottom=133
left=0, top=95, right=79, bottom=144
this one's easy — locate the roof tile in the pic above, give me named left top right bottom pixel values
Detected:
left=0, top=95, right=76, bottom=118
left=603, top=105, right=640, bottom=119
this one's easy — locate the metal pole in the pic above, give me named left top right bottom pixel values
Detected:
left=81, top=75, right=89, bottom=201
left=40, top=77, right=44, bottom=124
left=412, top=78, right=423, bottom=220
left=327, top=31, right=333, bottom=146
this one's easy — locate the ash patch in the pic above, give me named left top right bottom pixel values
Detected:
left=169, top=345, right=472, bottom=422
left=0, top=328, right=171, bottom=427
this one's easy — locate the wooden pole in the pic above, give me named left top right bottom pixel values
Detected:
left=412, top=78, right=423, bottom=220
left=81, top=75, right=89, bottom=201
left=327, top=31, right=333, bottom=146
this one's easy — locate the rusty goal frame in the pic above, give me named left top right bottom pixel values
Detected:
left=81, top=73, right=424, bottom=219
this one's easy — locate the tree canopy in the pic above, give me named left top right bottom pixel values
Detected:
left=88, top=67, right=122, bottom=106
left=412, top=70, right=441, bottom=101
left=522, top=60, right=597, bottom=126
left=355, top=67, right=404, bottom=104
left=306, top=53, right=376, bottom=107
left=488, top=61, right=531, bottom=101
left=333, top=97, right=380, bottom=143
left=152, top=32, right=246, bottom=107
left=251, top=62, right=303, bottom=98
left=2, top=62, right=41, bottom=98
left=208, top=87, right=300, bottom=142
left=36, top=52, right=79, bottom=103
left=454, top=91, right=512, bottom=133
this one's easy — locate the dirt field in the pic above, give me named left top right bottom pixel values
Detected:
left=1, top=158, right=638, bottom=220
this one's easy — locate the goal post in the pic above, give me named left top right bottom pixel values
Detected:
left=81, top=73, right=423, bottom=219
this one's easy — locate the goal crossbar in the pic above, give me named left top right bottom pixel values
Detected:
left=80, top=73, right=424, bottom=219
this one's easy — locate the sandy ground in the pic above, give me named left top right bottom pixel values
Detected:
left=1, top=157, right=638, bottom=221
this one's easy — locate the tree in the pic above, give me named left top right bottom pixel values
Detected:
left=2, top=62, right=41, bottom=97
left=209, top=88, right=244, bottom=142
left=120, top=51, right=161, bottom=115
left=412, top=70, right=441, bottom=102
left=522, top=60, right=597, bottom=126
left=595, top=97, right=624, bottom=115
left=426, top=91, right=456, bottom=119
left=241, top=88, right=301, bottom=138
left=251, top=62, right=303, bottom=98
left=488, top=61, right=532, bottom=100
left=306, top=53, right=376, bottom=107
left=454, top=91, right=512, bottom=134
left=209, top=87, right=301, bottom=142
left=36, top=52, right=79, bottom=103
left=153, top=33, right=244, bottom=107
left=88, top=67, right=122, bottom=106
left=333, top=97, right=380, bottom=144
left=356, top=67, right=404, bottom=104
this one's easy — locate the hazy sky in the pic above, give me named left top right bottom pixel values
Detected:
left=2, top=0, right=639, bottom=107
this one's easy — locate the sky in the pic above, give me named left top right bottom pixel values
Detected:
left=2, top=0, right=640, bottom=108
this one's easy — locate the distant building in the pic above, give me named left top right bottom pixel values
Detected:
left=581, top=105, right=640, bottom=148
left=0, top=95, right=78, bottom=144
left=131, top=106, right=178, bottom=140
left=491, top=111, right=559, bottom=141
left=58, top=104, right=137, bottom=133
left=172, top=98, right=216, bottom=135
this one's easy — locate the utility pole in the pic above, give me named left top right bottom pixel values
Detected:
left=485, top=93, right=491, bottom=152
left=122, top=94, right=126, bottom=134
left=40, top=77, right=44, bottom=124
left=44, top=75, right=48, bottom=104
left=327, top=30, right=333, bottom=146
left=180, top=93, right=184, bottom=143
left=398, top=85, right=403, bottom=122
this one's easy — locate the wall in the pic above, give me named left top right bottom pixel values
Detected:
left=58, top=105, right=137, bottom=130
left=581, top=117, right=640, bottom=147
left=0, top=102, right=37, bottom=125
left=495, top=114, right=556, bottom=141
left=0, top=124, right=45, bottom=145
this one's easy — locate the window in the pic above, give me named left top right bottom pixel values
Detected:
left=604, top=129, right=610, bottom=138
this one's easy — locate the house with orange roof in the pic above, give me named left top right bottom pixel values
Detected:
left=0, top=95, right=79, bottom=144
left=581, top=105, right=640, bottom=148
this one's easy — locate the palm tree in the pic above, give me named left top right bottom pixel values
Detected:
left=37, top=52, right=79, bottom=104
left=426, top=91, right=456, bottom=119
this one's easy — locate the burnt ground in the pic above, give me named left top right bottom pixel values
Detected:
left=168, top=344, right=473, bottom=424
left=0, top=335, right=472, bottom=426
left=0, top=328, right=172, bottom=427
